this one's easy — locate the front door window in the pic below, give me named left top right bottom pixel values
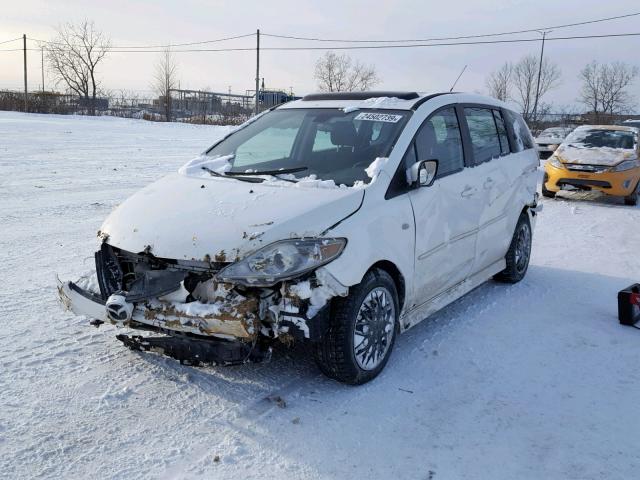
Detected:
left=414, top=108, right=464, bottom=178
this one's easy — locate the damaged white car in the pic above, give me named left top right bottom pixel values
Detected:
left=58, top=91, right=541, bottom=384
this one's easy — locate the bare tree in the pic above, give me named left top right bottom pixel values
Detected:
left=485, top=62, right=512, bottom=102
left=579, top=61, right=639, bottom=121
left=153, top=48, right=179, bottom=121
left=46, top=20, right=110, bottom=115
left=314, top=51, right=379, bottom=92
left=512, top=54, right=561, bottom=122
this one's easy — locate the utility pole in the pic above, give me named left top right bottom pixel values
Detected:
left=532, top=30, right=548, bottom=124
left=41, top=45, right=45, bottom=93
left=23, top=34, right=28, bottom=112
left=255, top=29, right=260, bottom=115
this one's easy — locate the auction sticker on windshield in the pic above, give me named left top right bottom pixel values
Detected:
left=354, top=112, right=403, bottom=123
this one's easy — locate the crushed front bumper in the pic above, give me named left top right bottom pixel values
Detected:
left=57, top=277, right=258, bottom=339
left=58, top=267, right=341, bottom=345
left=58, top=278, right=270, bottom=365
left=115, top=333, right=269, bottom=366
left=58, top=243, right=347, bottom=368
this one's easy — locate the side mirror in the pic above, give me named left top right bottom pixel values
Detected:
left=407, top=160, right=438, bottom=187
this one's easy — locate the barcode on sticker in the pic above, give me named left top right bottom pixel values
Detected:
left=354, top=112, right=403, bottom=123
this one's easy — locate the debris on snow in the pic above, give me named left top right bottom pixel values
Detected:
left=267, top=395, right=287, bottom=408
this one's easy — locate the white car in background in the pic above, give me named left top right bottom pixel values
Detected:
left=58, top=91, right=541, bottom=384
left=535, top=127, right=575, bottom=159
left=620, top=119, right=640, bottom=130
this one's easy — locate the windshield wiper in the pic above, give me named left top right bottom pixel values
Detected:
left=225, top=166, right=308, bottom=183
left=201, top=166, right=264, bottom=183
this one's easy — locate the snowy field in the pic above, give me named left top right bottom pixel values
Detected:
left=1, top=111, right=640, bottom=479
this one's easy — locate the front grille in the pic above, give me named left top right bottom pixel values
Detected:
left=558, top=178, right=612, bottom=189
left=96, top=243, right=229, bottom=300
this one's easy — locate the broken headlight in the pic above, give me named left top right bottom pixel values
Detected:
left=217, top=238, right=346, bottom=286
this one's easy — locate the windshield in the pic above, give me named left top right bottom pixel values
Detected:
left=564, top=128, right=637, bottom=150
left=205, top=108, right=410, bottom=186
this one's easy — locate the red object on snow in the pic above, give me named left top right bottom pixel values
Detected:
left=618, top=284, right=640, bottom=326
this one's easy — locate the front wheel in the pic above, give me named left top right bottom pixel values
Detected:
left=312, top=269, right=398, bottom=385
left=624, top=181, right=638, bottom=206
left=494, top=213, right=532, bottom=284
left=541, top=173, right=556, bottom=198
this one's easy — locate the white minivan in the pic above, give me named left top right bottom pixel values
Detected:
left=59, top=91, right=541, bottom=384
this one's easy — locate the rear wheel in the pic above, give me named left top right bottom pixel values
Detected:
left=495, top=213, right=532, bottom=284
left=313, top=269, right=398, bottom=385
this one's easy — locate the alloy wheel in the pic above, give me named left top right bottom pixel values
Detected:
left=353, top=287, right=396, bottom=371
left=514, top=222, right=532, bottom=274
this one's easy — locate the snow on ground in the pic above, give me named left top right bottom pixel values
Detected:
left=1, top=111, right=640, bottom=479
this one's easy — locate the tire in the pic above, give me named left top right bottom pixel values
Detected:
left=494, top=213, right=532, bottom=284
left=312, top=269, right=399, bottom=385
left=541, top=173, right=556, bottom=198
left=624, top=181, right=638, bottom=206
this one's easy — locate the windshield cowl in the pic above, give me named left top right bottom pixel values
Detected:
left=178, top=153, right=392, bottom=191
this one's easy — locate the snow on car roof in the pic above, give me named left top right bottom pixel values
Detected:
left=278, top=92, right=511, bottom=111
left=574, top=124, right=639, bottom=133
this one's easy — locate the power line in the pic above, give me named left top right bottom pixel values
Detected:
left=252, top=32, right=640, bottom=51
left=7, top=10, right=637, bottom=53
left=0, top=36, right=23, bottom=46
left=262, top=11, right=640, bottom=43
left=26, top=32, right=255, bottom=50
left=2, top=31, right=640, bottom=54
left=4, top=10, right=636, bottom=54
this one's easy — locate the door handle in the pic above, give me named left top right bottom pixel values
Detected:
left=461, top=186, right=478, bottom=198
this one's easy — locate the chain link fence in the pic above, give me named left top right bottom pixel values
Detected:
left=0, top=87, right=299, bottom=125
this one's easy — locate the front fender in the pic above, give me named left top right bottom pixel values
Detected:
left=321, top=172, right=415, bottom=311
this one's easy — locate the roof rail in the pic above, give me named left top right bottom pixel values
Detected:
left=301, top=91, right=420, bottom=101
left=410, top=92, right=458, bottom=110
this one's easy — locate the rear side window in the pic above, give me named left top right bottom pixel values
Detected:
left=414, top=107, right=464, bottom=178
left=504, top=109, right=535, bottom=152
left=492, top=110, right=510, bottom=155
left=464, top=107, right=501, bottom=164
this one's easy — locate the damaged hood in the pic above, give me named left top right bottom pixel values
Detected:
left=99, top=173, right=364, bottom=261
left=556, top=145, right=637, bottom=166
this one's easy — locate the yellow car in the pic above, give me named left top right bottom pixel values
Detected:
left=542, top=125, right=640, bottom=205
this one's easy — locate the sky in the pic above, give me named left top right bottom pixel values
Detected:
left=1, top=0, right=639, bottom=111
